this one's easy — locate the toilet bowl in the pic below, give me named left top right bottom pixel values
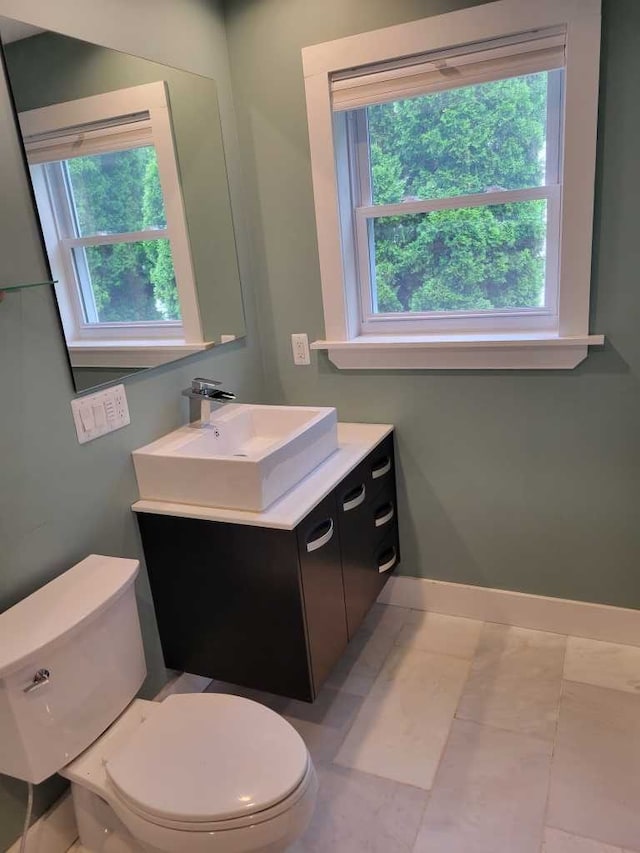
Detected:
left=63, top=693, right=317, bottom=853
left=0, top=555, right=317, bottom=853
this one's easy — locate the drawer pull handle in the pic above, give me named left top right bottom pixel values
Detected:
left=343, top=484, right=366, bottom=512
left=372, top=457, right=391, bottom=480
left=378, top=547, right=397, bottom=574
left=306, top=518, right=334, bottom=553
left=374, top=503, right=395, bottom=528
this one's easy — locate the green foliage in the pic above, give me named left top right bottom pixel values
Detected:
left=366, top=72, right=549, bottom=313
left=142, top=156, right=180, bottom=320
left=67, top=146, right=179, bottom=323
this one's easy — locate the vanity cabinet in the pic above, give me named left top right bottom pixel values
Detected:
left=136, top=428, right=399, bottom=702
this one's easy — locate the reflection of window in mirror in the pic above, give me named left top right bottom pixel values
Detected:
left=20, top=81, right=211, bottom=366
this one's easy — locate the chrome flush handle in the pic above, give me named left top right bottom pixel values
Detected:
left=23, top=669, right=50, bottom=693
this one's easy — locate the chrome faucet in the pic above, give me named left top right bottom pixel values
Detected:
left=182, top=378, right=236, bottom=428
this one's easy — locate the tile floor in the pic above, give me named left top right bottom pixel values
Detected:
left=70, top=604, right=640, bottom=852
left=207, top=604, right=640, bottom=853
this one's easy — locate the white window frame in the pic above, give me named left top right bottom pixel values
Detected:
left=19, top=82, right=212, bottom=368
left=302, top=0, right=604, bottom=369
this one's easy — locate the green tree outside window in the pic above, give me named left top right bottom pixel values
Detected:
left=366, top=73, right=548, bottom=313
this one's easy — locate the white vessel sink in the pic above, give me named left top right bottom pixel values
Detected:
left=132, top=404, right=338, bottom=511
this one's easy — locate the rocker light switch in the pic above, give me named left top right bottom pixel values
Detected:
left=79, top=403, right=95, bottom=433
left=71, top=384, right=131, bottom=444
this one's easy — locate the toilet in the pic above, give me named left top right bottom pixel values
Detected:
left=0, top=555, right=317, bottom=852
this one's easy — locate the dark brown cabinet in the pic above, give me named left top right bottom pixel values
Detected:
left=296, top=494, right=348, bottom=692
left=137, top=431, right=399, bottom=701
left=338, top=432, right=399, bottom=638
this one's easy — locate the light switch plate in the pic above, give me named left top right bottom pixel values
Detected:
left=71, top=384, right=131, bottom=444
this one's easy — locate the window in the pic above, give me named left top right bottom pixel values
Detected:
left=20, top=83, right=210, bottom=367
left=302, top=0, right=603, bottom=369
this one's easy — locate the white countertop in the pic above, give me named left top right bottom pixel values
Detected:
left=132, top=422, right=393, bottom=530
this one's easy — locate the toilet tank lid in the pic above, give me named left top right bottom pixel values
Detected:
left=0, top=555, right=139, bottom=678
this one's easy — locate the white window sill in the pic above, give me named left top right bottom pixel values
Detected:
left=311, top=333, right=605, bottom=370
left=68, top=340, right=214, bottom=369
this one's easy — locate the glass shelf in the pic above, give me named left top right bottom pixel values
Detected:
left=0, top=281, right=55, bottom=293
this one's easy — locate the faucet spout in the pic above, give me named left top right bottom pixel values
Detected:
left=182, top=378, right=236, bottom=428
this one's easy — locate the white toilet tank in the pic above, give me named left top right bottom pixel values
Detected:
left=0, top=555, right=146, bottom=783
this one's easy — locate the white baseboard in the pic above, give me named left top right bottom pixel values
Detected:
left=378, top=575, right=640, bottom=647
left=6, top=793, right=77, bottom=853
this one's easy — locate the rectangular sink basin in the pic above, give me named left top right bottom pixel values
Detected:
left=133, top=404, right=338, bottom=511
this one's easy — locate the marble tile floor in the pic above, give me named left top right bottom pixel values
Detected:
left=70, top=604, right=640, bottom=852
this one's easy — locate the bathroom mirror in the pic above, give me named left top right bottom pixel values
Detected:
left=0, top=19, right=246, bottom=393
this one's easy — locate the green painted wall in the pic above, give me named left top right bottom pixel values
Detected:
left=0, top=0, right=265, bottom=847
left=223, top=0, right=640, bottom=606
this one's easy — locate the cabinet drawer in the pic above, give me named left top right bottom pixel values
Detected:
left=369, top=482, right=397, bottom=548
left=367, top=434, right=395, bottom=498
left=341, top=526, right=400, bottom=638
left=374, top=529, right=400, bottom=577
left=337, top=433, right=395, bottom=515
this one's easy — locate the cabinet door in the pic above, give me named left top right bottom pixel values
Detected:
left=137, top=513, right=314, bottom=700
left=296, top=492, right=348, bottom=696
left=338, top=435, right=400, bottom=638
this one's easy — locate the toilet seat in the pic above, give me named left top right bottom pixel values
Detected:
left=105, top=762, right=318, bottom=853
left=105, top=693, right=310, bottom=830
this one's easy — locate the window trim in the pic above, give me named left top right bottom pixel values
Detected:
left=19, top=82, right=208, bottom=366
left=302, top=0, right=604, bottom=369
